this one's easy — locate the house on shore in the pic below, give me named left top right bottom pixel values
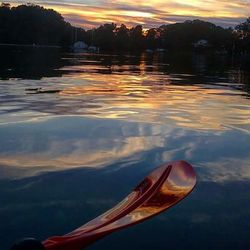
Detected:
left=73, top=41, right=88, bottom=51
left=72, top=42, right=100, bottom=53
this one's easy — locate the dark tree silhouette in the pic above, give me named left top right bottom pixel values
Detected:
left=235, top=18, right=250, bottom=53
left=160, top=20, right=233, bottom=51
left=145, top=28, right=158, bottom=50
left=129, top=25, right=145, bottom=51
left=115, top=24, right=130, bottom=51
left=0, top=3, right=249, bottom=54
left=0, top=3, right=85, bottom=46
left=93, top=23, right=116, bottom=50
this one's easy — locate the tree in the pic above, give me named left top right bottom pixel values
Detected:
left=129, top=25, right=145, bottom=51
left=0, top=3, right=11, bottom=43
left=0, top=3, right=86, bottom=46
left=145, top=28, right=157, bottom=49
left=236, top=18, right=250, bottom=38
left=115, top=24, right=129, bottom=51
left=159, top=20, right=233, bottom=51
left=236, top=18, right=250, bottom=53
left=94, top=23, right=116, bottom=50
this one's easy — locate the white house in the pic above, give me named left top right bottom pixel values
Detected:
left=73, top=41, right=88, bottom=50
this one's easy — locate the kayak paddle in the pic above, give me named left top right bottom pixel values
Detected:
left=11, top=160, right=196, bottom=250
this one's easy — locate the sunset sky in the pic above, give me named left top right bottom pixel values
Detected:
left=8, top=0, right=250, bottom=29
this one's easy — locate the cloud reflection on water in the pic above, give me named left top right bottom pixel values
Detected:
left=0, top=117, right=249, bottom=183
left=0, top=50, right=250, bottom=250
left=0, top=118, right=169, bottom=178
left=0, top=51, right=249, bottom=183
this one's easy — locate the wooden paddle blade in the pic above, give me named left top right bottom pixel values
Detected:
left=43, top=160, right=196, bottom=250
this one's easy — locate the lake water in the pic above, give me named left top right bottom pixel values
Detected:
left=0, top=47, right=250, bottom=250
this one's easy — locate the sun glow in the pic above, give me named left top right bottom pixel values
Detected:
left=8, top=0, right=250, bottom=28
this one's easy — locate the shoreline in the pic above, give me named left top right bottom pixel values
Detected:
left=0, top=43, right=61, bottom=48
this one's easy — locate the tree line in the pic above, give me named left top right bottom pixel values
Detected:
left=0, top=3, right=249, bottom=53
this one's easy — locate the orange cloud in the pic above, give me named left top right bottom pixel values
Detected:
left=9, top=0, right=249, bottom=28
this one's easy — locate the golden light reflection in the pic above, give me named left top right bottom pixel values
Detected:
left=58, top=68, right=250, bottom=132
left=0, top=55, right=249, bottom=182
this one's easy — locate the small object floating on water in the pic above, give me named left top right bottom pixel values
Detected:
left=25, top=87, right=42, bottom=91
left=25, top=88, right=61, bottom=94
left=11, top=160, right=196, bottom=250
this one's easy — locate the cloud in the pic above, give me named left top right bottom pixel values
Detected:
left=8, top=0, right=249, bottom=28
left=0, top=118, right=170, bottom=180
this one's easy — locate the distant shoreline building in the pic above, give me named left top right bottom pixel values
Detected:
left=73, top=41, right=88, bottom=50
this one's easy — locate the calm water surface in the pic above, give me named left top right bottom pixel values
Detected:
left=0, top=48, right=250, bottom=250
